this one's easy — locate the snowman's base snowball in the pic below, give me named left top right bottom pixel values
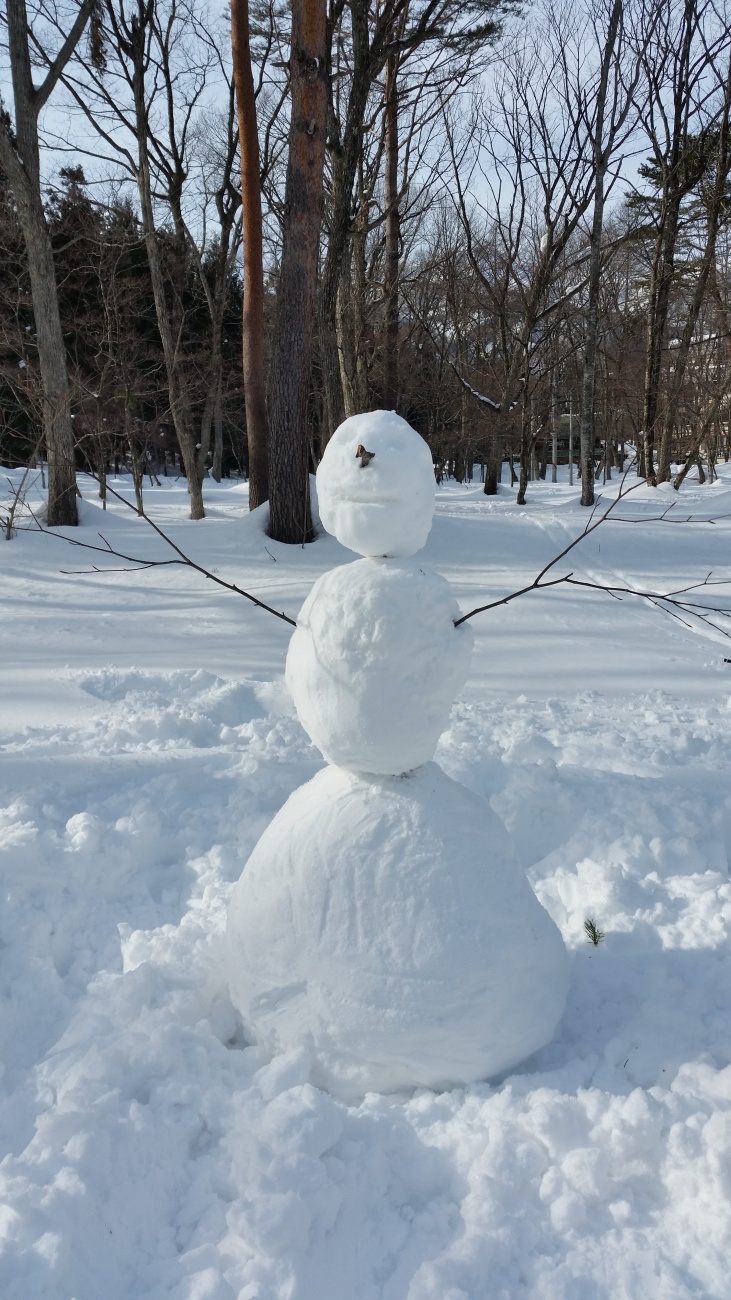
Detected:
left=226, top=762, right=569, bottom=1100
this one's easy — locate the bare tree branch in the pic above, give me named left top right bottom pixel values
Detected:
left=455, top=464, right=731, bottom=642
left=21, top=479, right=297, bottom=626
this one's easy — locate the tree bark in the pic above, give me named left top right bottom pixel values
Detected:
left=0, top=0, right=92, bottom=525
left=336, top=238, right=360, bottom=418
left=579, top=0, right=625, bottom=508
left=485, top=428, right=503, bottom=495
left=129, top=13, right=205, bottom=520
left=382, top=51, right=400, bottom=410
left=318, top=0, right=371, bottom=439
left=642, top=197, right=683, bottom=485
left=659, top=54, right=731, bottom=470
left=212, top=380, right=224, bottom=482
left=516, top=388, right=530, bottom=506
left=641, top=0, right=705, bottom=486
left=267, top=0, right=327, bottom=544
left=232, top=0, right=269, bottom=509
left=197, top=379, right=216, bottom=481
left=335, top=210, right=370, bottom=416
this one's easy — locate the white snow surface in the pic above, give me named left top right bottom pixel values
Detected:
left=316, top=411, right=436, bottom=556
left=2, top=466, right=731, bottom=1297
left=227, top=761, right=568, bottom=1099
left=285, top=558, right=473, bottom=773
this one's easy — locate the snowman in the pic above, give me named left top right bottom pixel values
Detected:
left=226, top=411, right=569, bottom=1101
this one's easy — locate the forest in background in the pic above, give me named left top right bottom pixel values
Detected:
left=1, top=0, right=730, bottom=525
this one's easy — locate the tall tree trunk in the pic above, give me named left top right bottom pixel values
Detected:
left=21, top=203, right=79, bottom=525
left=485, top=362, right=525, bottom=496
left=336, top=190, right=373, bottom=417
left=124, top=401, right=144, bottom=515
left=579, top=0, right=625, bottom=507
left=212, top=380, right=224, bottom=482
left=267, top=0, right=327, bottom=544
left=129, top=17, right=204, bottom=520
left=660, top=54, right=731, bottom=467
left=232, top=0, right=269, bottom=509
left=642, top=198, right=682, bottom=486
left=318, top=0, right=370, bottom=440
left=98, top=446, right=107, bottom=507
left=337, top=238, right=360, bottom=418
left=197, top=315, right=224, bottom=480
left=579, top=0, right=641, bottom=501
left=197, top=382, right=216, bottom=480
left=516, top=391, right=530, bottom=506
left=578, top=193, right=602, bottom=505
left=382, top=51, right=400, bottom=410
left=484, top=428, right=503, bottom=495
left=0, top=0, right=89, bottom=525
left=641, top=0, right=703, bottom=486
left=550, top=366, right=559, bottom=483
left=351, top=216, right=371, bottom=411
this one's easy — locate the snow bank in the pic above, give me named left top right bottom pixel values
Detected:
left=2, top=473, right=731, bottom=1298
left=3, top=672, right=731, bottom=1298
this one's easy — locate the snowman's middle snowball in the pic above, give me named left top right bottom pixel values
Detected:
left=286, top=558, right=473, bottom=774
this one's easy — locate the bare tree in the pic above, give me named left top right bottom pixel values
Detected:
left=319, top=0, right=508, bottom=439
left=0, top=0, right=97, bottom=524
left=382, top=46, right=401, bottom=410
left=445, top=15, right=600, bottom=495
left=660, top=51, right=731, bottom=484
left=634, top=0, right=726, bottom=484
left=332, top=35, right=464, bottom=422
left=232, top=0, right=268, bottom=508
left=60, top=0, right=216, bottom=518
left=576, top=0, right=644, bottom=507
left=266, top=0, right=328, bottom=544
left=184, top=56, right=244, bottom=485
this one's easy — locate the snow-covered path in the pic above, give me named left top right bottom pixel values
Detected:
left=1, top=470, right=731, bottom=1298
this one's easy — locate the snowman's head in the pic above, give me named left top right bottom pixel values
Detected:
left=316, top=411, right=435, bottom=557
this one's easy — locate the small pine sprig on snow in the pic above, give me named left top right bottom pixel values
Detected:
left=584, top=918, right=605, bottom=946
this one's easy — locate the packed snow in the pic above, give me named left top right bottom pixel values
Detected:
left=285, top=558, right=472, bottom=774
left=2, top=462, right=731, bottom=1298
left=316, top=411, right=436, bottom=557
left=227, top=761, right=568, bottom=1099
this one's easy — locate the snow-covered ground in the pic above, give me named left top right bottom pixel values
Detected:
left=1, top=464, right=731, bottom=1299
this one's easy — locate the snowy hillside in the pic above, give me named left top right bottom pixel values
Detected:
left=1, top=467, right=731, bottom=1298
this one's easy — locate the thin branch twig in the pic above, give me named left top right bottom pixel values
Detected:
left=23, top=479, right=297, bottom=628
left=455, top=465, right=645, bottom=625
left=17, top=466, right=731, bottom=645
left=455, top=464, right=731, bottom=640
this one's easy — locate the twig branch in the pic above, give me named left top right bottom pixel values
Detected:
left=18, top=467, right=731, bottom=647
left=455, top=463, right=731, bottom=641
left=563, top=576, right=731, bottom=639
left=23, top=479, right=298, bottom=628
left=2, top=468, right=35, bottom=540
left=455, top=464, right=644, bottom=625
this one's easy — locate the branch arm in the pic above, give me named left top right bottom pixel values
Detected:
left=25, top=484, right=297, bottom=626
left=35, top=0, right=97, bottom=114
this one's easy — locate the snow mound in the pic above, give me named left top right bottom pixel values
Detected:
left=285, top=558, right=473, bottom=773
left=316, top=410, right=435, bottom=556
left=226, top=761, right=569, bottom=1100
